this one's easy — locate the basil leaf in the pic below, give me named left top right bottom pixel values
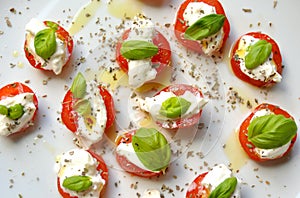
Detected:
left=245, top=39, right=272, bottom=69
left=184, top=14, right=225, bottom=41
left=159, top=97, right=191, bottom=118
left=45, top=21, right=58, bottom=31
left=34, top=28, right=57, bottom=60
left=0, top=105, right=8, bottom=116
left=70, top=72, right=87, bottom=99
left=62, top=175, right=92, bottom=192
left=73, top=99, right=91, bottom=116
left=120, top=40, right=158, bottom=60
left=209, top=177, right=237, bottom=198
left=248, top=114, right=297, bottom=149
left=8, top=104, right=24, bottom=120
left=132, top=128, right=171, bottom=171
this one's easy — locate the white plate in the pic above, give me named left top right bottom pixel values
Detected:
left=1, top=0, right=300, bottom=197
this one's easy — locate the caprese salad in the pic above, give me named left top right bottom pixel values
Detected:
left=24, top=18, right=73, bottom=75
left=186, top=164, right=241, bottom=198
left=61, top=72, right=115, bottom=148
left=115, top=127, right=171, bottom=177
left=174, top=0, right=230, bottom=55
left=0, top=82, right=38, bottom=136
left=238, top=103, right=297, bottom=161
left=55, top=148, right=108, bottom=198
left=116, top=14, right=171, bottom=88
left=138, top=84, right=208, bottom=129
left=230, top=32, right=282, bottom=87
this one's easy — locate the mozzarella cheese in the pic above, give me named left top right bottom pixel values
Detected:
left=0, top=93, right=36, bottom=136
left=55, top=149, right=106, bottom=198
left=183, top=2, right=225, bottom=55
left=201, top=164, right=241, bottom=197
left=116, top=141, right=160, bottom=173
left=139, top=90, right=208, bottom=121
left=25, top=18, right=69, bottom=75
left=235, top=35, right=282, bottom=83
left=141, top=189, right=161, bottom=198
left=250, top=109, right=291, bottom=159
left=126, top=16, right=157, bottom=88
left=76, top=82, right=107, bottom=149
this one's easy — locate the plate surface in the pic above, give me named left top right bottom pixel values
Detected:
left=0, top=0, right=300, bottom=197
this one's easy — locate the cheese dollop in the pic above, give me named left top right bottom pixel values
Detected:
left=0, top=93, right=36, bottom=136
left=25, top=18, right=69, bottom=75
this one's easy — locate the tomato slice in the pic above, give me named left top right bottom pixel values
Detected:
left=238, top=103, right=297, bottom=161
left=230, top=32, right=282, bottom=87
left=0, top=82, right=38, bottom=134
left=115, top=130, right=163, bottom=177
left=24, top=20, right=73, bottom=74
left=57, top=150, right=108, bottom=198
left=174, top=0, right=230, bottom=54
left=61, top=86, right=115, bottom=133
left=116, top=28, right=171, bottom=74
left=186, top=172, right=209, bottom=198
left=153, top=84, right=205, bottom=129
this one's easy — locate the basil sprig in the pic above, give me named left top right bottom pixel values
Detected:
left=245, top=39, right=272, bottom=69
left=120, top=40, right=158, bottom=60
left=34, top=28, right=57, bottom=60
left=73, top=99, right=91, bottom=116
left=159, top=96, right=191, bottom=118
left=70, top=72, right=87, bottom=99
left=209, top=177, right=237, bottom=198
left=0, top=104, right=24, bottom=120
left=132, top=128, right=171, bottom=171
left=248, top=114, right=297, bottom=149
left=184, top=14, right=225, bottom=41
left=62, top=175, right=92, bottom=192
left=45, top=21, right=58, bottom=31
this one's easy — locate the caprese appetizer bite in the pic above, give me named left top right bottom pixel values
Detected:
left=174, top=0, right=230, bottom=55
left=238, top=103, right=297, bottom=161
left=61, top=72, right=115, bottom=148
left=55, top=148, right=108, bottom=198
left=0, top=82, right=38, bottom=136
left=116, top=14, right=171, bottom=88
left=24, top=18, right=73, bottom=75
left=230, top=32, right=282, bottom=87
left=115, top=127, right=171, bottom=177
left=138, top=84, right=208, bottom=129
left=186, top=164, right=241, bottom=198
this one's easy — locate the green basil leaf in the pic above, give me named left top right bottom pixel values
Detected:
left=184, top=14, right=225, bottom=41
left=34, top=28, right=57, bottom=60
left=120, top=40, right=158, bottom=60
left=245, top=39, right=272, bottom=69
left=159, top=97, right=191, bottom=118
left=73, top=99, right=91, bottom=116
left=8, top=104, right=24, bottom=120
left=132, top=128, right=171, bottom=171
left=248, top=114, right=297, bottom=149
left=62, top=175, right=92, bottom=192
left=209, top=177, right=237, bottom=198
left=45, top=21, right=58, bottom=31
left=70, top=72, right=87, bottom=99
left=0, top=105, right=8, bottom=116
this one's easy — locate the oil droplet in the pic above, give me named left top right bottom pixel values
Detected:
left=17, top=61, right=24, bottom=68
left=224, top=130, right=248, bottom=172
left=107, top=0, right=142, bottom=19
left=12, top=50, right=19, bottom=58
left=68, top=0, right=102, bottom=36
left=98, top=68, right=128, bottom=91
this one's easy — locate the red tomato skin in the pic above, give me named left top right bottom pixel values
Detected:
left=115, top=130, right=163, bottom=177
left=154, top=84, right=204, bottom=129
left=238, top=103, right=297, bottom=162
left=230, top=32, right=282, bottom=87
left=24, top=21, right=74, bottom=73
left=186, top=172, right=209, bottom=198
left=0, top=82, right=38, bottom=134
left=61, top=86, right=115, bottom=133
left=116, top=28, right=171, bottom=74
left=174, top=0, right=230, bottom=54
left=57, top=150, right=108, bottom=198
